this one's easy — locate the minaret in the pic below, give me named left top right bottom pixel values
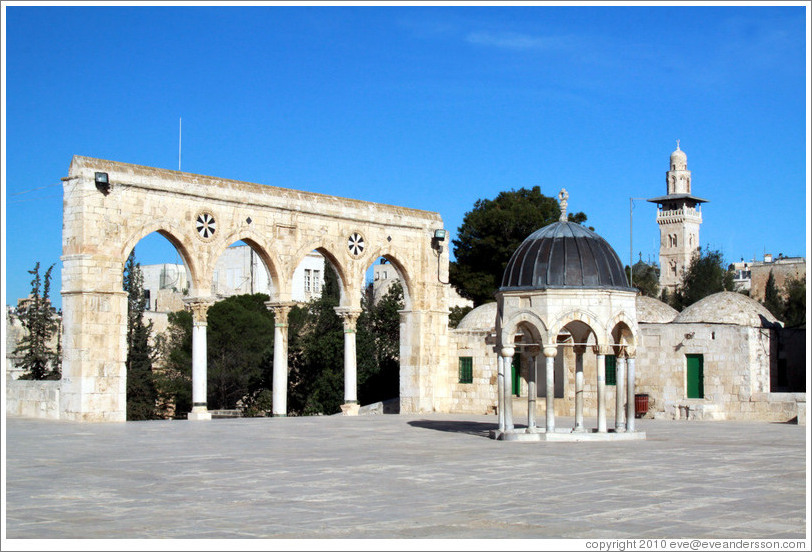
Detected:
left=647, top=141, right=708, bottom=295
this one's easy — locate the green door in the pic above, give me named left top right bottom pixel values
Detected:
left=511, top=354, right=521, bottom=396
left=686, top=354, right=704, bottom=399
left=605, top=355, right=617, bottom=386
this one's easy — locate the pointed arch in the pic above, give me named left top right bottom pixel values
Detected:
left=290, top=241, right=351, bottom=307
left=363, top=246, right=415, bottom=311
left=209, top=228, right=285, bottom=302
left=499, top=308, right=547, bottom=348
left=548, top=309, right=607, bottom=347
left=120, top=220, right=201, bottom=294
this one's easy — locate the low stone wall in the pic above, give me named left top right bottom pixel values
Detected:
left=655, top=392, right=806, bottom=423
left=5, top=379, right=61, bottom=420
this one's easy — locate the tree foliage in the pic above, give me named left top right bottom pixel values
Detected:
left=781, top=276, right=806, bottom=328
left=670, top=247, right=735, bottom=311
left=626, top=259, right=660, bottom=298
left=357, top=281, right=403, bottom=405
left=124, top=251, right=159, bottom=420
left=760, top=270, right=783, bottom=320
left=450, top=186, right=587, bottom=306
left=448, top=305, right=474, bottom=328
left=15, top=262, right=61, bottom=380
left=287, top=265, right=345, bottom=415
left=154, top=309, right=193, bottom=418
left=205, top=293, right=274, bottom=410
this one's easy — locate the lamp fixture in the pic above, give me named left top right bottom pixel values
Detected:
left=94, top=172, right=110, bottom=194
left=433, top=229, right=447, bottom=241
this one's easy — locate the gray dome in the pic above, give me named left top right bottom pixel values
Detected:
left=674, top=292, right=781, bottom=328
left=636, top=295, right=678, bottom=324
left=501, top=221, right=633, bottom=291
left=455, top=302, right=497, bottom=332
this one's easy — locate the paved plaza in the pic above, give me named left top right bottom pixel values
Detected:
left=3, top=413, right=809, bottom=540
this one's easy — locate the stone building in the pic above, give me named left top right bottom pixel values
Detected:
left=447, top=290, right=804, bottom=424
left=731, top=254, right=806, bottom=301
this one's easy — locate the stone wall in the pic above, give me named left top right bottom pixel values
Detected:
left=6, top=379, right=61, bottom=420
left=748, top=260, right=805, bottom=301
left=447, top=329, right=497, bottom=414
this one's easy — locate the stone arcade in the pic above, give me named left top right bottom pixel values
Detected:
left=58, top=156, right=451, bottom=422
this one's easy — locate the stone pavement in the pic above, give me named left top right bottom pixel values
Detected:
left=3, top=413, right=808, bottom=540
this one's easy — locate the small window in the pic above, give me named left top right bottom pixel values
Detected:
left=458, top=357, right=473, bottom=384
left=143, top=289, right=151, bottom=311
left=605, top=355, right=616, bottom=386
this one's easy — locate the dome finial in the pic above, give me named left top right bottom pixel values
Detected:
left=558, top=188, right=569, bottom=222
left=676, top=139, right=680, bottom=150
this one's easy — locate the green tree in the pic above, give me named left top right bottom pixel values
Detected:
left=448, top=305, right=474, bottom=328
left=124, top=251, right=158, bottom=420
left=450, top=186, right=588, bottom=306
left=15, top=262, right=61, bottom=380
left=357, top=281, right=404, bottom=405
left=154, top=309, right=193, bottom=418
left=626, top=258, right=660, bottom=298
left=205, top=293, right=274, bottom=410
left=761, top=270, right=783, bottom=320
left=671, top=247, right=735, bottom=311
left=288, top=264, right=346, bottom=415
left=781, top=276, right=806, bottom=328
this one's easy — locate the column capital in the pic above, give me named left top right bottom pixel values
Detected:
left=573, top=345, right=587, bottom=355
left=183, top=297, right=214, bottom=325
left=543, top=346, right=558, bottom=358
left=593, top=344, right=613, bottom=356
left=334, top=306, right=362, bottom=331
left=265, top=301, right=295, bottom=326
left=624, top=345, right=637, bottom=358
left=500, top=347, right=515, bottom=358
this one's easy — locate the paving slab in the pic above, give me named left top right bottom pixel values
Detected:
left=3, top=413, right=808, bottom=540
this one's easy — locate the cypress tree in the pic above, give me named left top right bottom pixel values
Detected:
left=761, top=270, right=783, bottom=320
left=15, top=262, right=60, bottom=380
left=124, top=251, right=158, bottom=420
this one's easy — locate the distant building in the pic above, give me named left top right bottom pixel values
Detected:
left=730, top=254, right=806, bottom=301
left=141, top=246, right=326, bottom=314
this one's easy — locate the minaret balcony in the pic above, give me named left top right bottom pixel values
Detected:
left=656, top=205, right=702, bottom=224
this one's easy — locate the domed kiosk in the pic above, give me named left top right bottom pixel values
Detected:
left=493, top=189, right=644, bottom=441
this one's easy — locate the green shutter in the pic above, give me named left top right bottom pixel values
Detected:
left=458, top=357, right=473, bottom=384
left=605, top=355, right=616, bottom=386
left=686, top=354, right=704, bottom=398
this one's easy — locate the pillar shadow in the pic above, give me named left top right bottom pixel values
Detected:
left=407, top=419, right=499, bottom=438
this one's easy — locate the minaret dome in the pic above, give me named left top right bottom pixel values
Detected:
left=670, top=140, right=687, bottom=171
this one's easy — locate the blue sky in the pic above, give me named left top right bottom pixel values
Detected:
left=2, top=3, right=809, bottom=309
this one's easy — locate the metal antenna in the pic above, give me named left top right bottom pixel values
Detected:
left=178, top=117, right=182, bottom=171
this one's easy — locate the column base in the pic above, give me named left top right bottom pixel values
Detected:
left=187, top=407, right=211, bottom=421
left=340, top=403, right=360, bottom=416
